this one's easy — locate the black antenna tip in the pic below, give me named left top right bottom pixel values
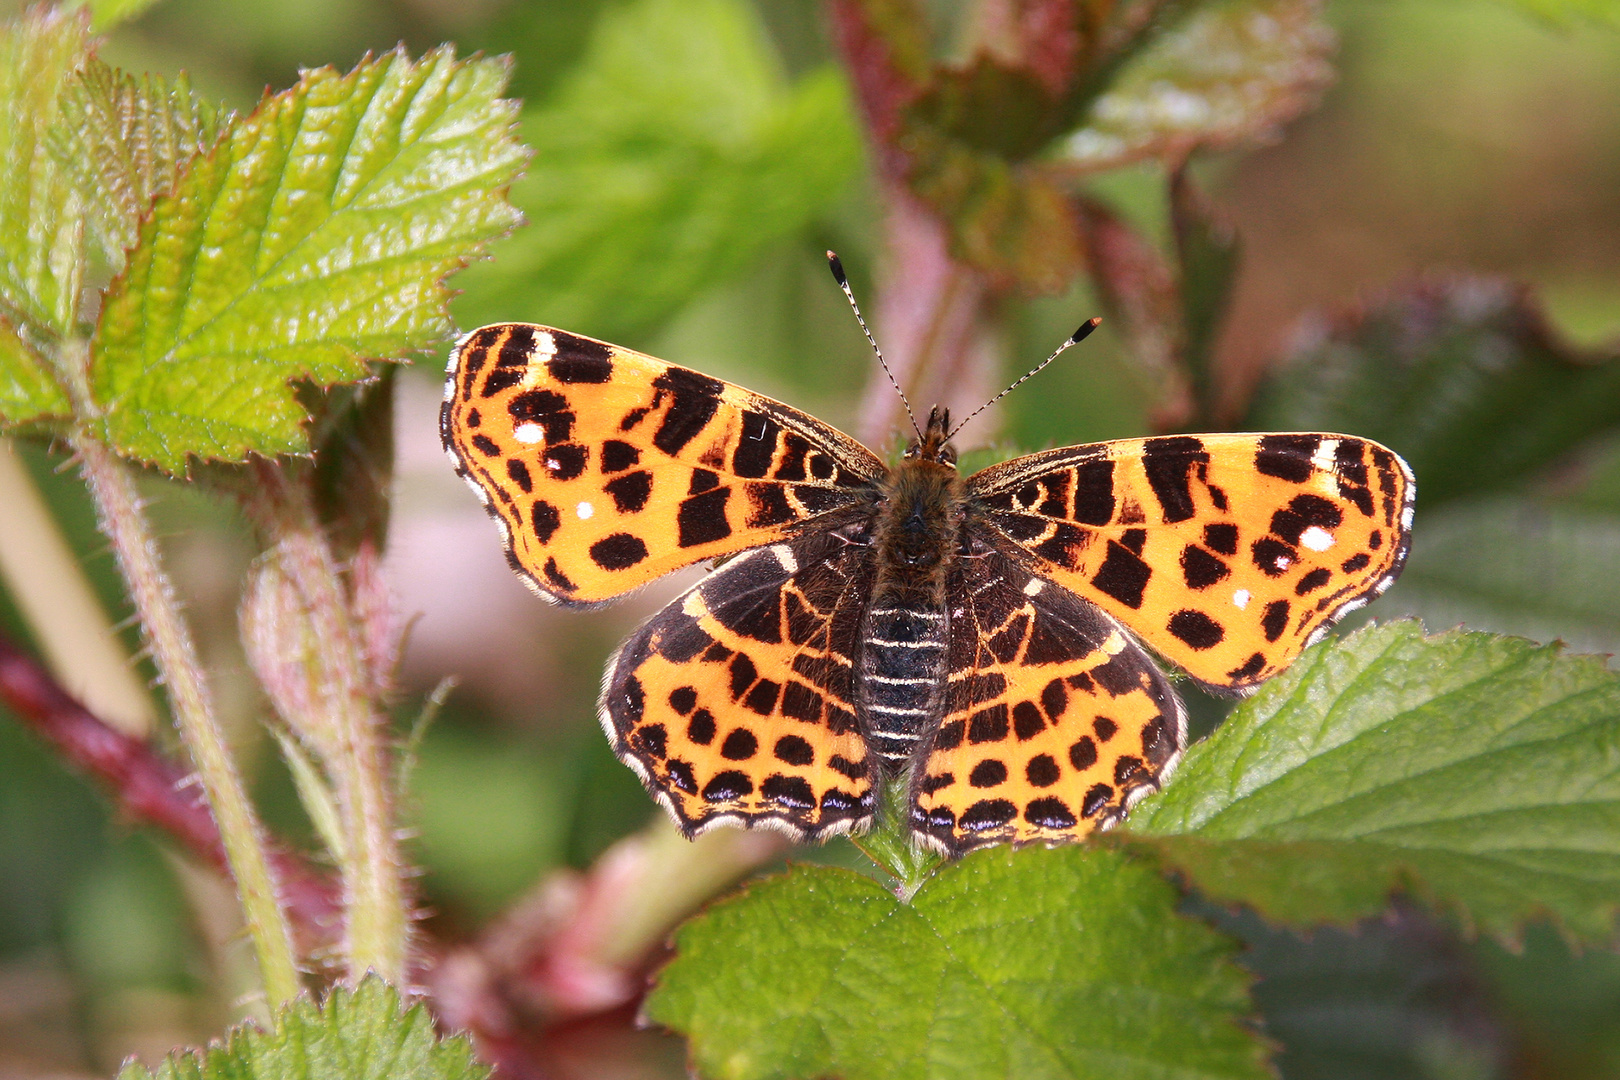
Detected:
left=1071, top=317, right=1102, bottom=344
left=826, top=251, right=848, bottom=287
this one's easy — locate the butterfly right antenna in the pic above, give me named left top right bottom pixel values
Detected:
left=827, top=252, right=923, bottom=442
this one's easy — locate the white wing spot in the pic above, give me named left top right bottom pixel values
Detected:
left=1311, top=438, right=1339, bottom=475
left=1102, top=631, right=1126, bottom=656
left=1232, top=589, right=1251, bottom=610
left=534, top=330, right=558, bottom=359
left=576, top=501, right=595, bottom=520
left=1401, top=504, right=1415, bottom=530
left=1300, top=526, right=1335, bottom=551
left=770, top=544, right=799, bottom=574
left=1275, top=554, right=1293, bottom=571
left=513, top=423, right=544, bottom=444
left=1022, top=579, right=1044, bottom=596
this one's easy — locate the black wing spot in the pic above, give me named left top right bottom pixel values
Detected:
left=508, top=389, right=575, bottom=441
left=678, top=486, right=733, bottom=547
left=543, top=444, right=588, bottom=480
left=604, top=470, right=652, bottom=513
left=702, top=770, right=754, bottom=802
left=1180, top=545, right=1229, bottom=589
left=1226, top=652, right=1266, bottom=681
left=651, top=368, right=724, bottom=455
left=774, top=735, right=814, bottom=766
left=546, top=334, right=613, bottom=382
left=1072, top=459, right=1115, bottom=524
left=1168, top=609, right=1224, bottom=650
left=1262, top=600, right=1290, bottom=642
left=721, top=728, right=758, bottom=761
left=1251, top=537, right=1296, bottom=577
left=470, top=434, right=500, bottom=456
left=829, top=755, right=867, bottom=780
left=1295, top=567, right=1333, bottom=595
left=505, top=458, right=533, bottom=493
left=1341, top=552, right=1371, bottom=573
left=967, top=706, right=1009, bottom=744
left=601, top=440, right=641, bottom=473
left=1141, top=436, right=1209, bottom=523
left=761, top=774, right=815, bottom=809
left=1256, top=434, right=1318, bottom=483
left=1203, top=522, right=1239, bottom=555
left=1069, top=736, right=1098, bottom=770
left=1080, top=784, right=1113, bottom=818
left=496, top=325, right=536, bottom=367
left=635, top=723, right=667, bottom=760
left=543, top=557, right=576, bottom=592
left=1012, top=701, right=1045, bottom=740
left=531, top=500, right=560, bottom=544
left=969, top=760, right=1008, bottom=788
left=1092, top=540, right=1152, bottom=609
left=1026, top=754, right=1060, bottom=788
left=1093, top=716, right=1117, bottom=741
left=589, top=533, right=649, bottom=570
left=960, top=799, right=1017, bottom=832
left=686, top=709, right=716, bottom=745
left=1024, top=797, right=1076, bottom=830
left=731, top=410, right=782, bottom=478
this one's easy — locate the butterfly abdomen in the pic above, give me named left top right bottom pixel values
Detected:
left=859, top=604, right=948, bottom=768
left=857, top=453, right=965, bottom=771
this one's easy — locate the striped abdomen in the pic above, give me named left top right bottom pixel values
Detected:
left=858, top=603, right=948, bottom=770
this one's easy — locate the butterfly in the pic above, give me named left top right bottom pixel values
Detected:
left=441, top=257, right=1414, bottom=856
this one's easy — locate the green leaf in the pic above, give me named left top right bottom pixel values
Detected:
left=0, top=7, right=93, bottom=341
left=1377, top=496, right=1620, bottom=659
left=646, top=846, right=1268, bottom=1080
left=117, top=977, right=488, bottom=1080
left=0, top=315, right=69, bottom=423
left=1129, top=622, right=1620, bottom=945
left=1246, top=276, right=1620, bottom=510
left=452, top=0, right=861, bottom=344
left=89, top=47, right=525, bottom=472
left=1172, top=168, right=1240, bottom=428
left=1062, top=0, right=1335, bottom=172
left=47, top=58, right=225, bottom=272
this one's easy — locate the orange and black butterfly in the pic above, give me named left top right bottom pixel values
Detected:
left=442, top=256, right=1413, bottom=855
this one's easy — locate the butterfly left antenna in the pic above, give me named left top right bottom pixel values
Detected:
left=945, top=318, right=1102, bottom=441
left=827, top=252, right=923, bottom=442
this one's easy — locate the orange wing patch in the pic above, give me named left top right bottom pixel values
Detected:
left=443, top=324, right=884, bottom=607
left=910, top=539, right=1185, bottom=854
left=599, top=532, right=877, bottom=840
left=970, top=434, right=1413, bottom=690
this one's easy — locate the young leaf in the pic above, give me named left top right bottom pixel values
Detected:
left=647, top=846, right=1269, bottom=1080
left=452, top=0, right=861, bottom=343
left=0, top=7, right=93, bottom=341
left=1247, top=276, right=1620, bottom=509
left=1129, top=622, right=1620, bottom=946
left=1062, top=0, right=1335, bottom=172
left=89, top=47, right=525, bottom=472
left=47, top=58, right=225, bottom=271
left=117, top=976, right=487, bottom=1080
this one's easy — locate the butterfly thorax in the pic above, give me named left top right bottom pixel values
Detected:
left=859, top=411, right=965, bottom=771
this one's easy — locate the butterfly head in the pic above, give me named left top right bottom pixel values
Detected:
left=904, top=406, right=958, bottom=467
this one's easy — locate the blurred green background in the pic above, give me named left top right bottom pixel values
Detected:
left=2, top=0, right=1620, bottom=1077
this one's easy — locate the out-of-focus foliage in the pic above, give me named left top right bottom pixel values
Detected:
left=1248, top=276, right=1620, bottom=510
left=452, top=0, right=862, bottom=344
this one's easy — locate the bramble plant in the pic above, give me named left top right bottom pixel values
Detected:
left=1, top=1, right=1619, bottom=1079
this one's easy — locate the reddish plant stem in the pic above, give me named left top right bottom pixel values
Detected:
left=0, top=630, right=342, bottom=950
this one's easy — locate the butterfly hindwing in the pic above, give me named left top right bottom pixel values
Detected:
left=909, top=534, right=1187, bottom=854
left=599, top=529, right=877, bottom=840
left=969, top=433, right=1414, bottom=691
left=443, top=324, right=885, bottom=607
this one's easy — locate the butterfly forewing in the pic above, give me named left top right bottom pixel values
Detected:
left=600, top=530, right=877, bottom=840
left=443, top=324, right=885, bottom=606
left=910, top=535, right=1187, bottom=854
left=968, top=434, right=1414, bottom=691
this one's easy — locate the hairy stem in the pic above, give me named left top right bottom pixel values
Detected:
left=246, top=464, right=408, bottom=985
left=70, top=430, right=302, bottom=1005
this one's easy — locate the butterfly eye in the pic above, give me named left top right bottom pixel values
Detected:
left=940, top=446, right=958, bottom=466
